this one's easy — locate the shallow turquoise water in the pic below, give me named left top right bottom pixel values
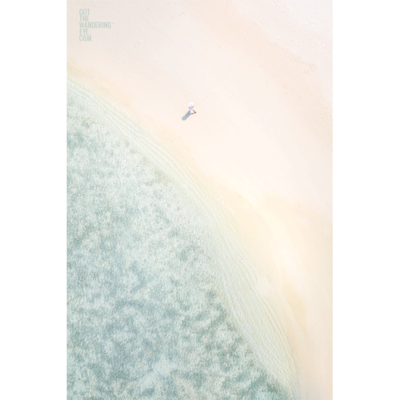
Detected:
left=67, top=87, right=291, bottom=399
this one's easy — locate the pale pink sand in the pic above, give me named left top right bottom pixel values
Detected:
left=68, top=1, right=332, bottom=398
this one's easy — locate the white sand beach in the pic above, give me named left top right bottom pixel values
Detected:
left=68, top=1, right=332, bottom=398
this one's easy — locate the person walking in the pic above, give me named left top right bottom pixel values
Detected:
left=189, top=102, right=197, bottom=114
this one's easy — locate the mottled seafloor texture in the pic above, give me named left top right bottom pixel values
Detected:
left=67, top=88, right=291, bottom=400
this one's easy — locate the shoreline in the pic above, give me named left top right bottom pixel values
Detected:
left=68, top=0, right=332, bottom=398
left=67, top=75, right=302, bottom=397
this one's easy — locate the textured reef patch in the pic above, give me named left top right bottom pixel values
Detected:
left=67, top=87, right=290, bottom=400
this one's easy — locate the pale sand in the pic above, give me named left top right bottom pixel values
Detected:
left=68, top=1, right=332, bottom=399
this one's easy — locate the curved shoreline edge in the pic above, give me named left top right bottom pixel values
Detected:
left=68, top=75, right=302, bottom=398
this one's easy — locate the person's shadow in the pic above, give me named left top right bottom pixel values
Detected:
left=182, top=111, right=191, bottom=121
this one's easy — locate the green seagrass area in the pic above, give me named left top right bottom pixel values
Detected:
left=67, top=87, right=291, bottom=400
